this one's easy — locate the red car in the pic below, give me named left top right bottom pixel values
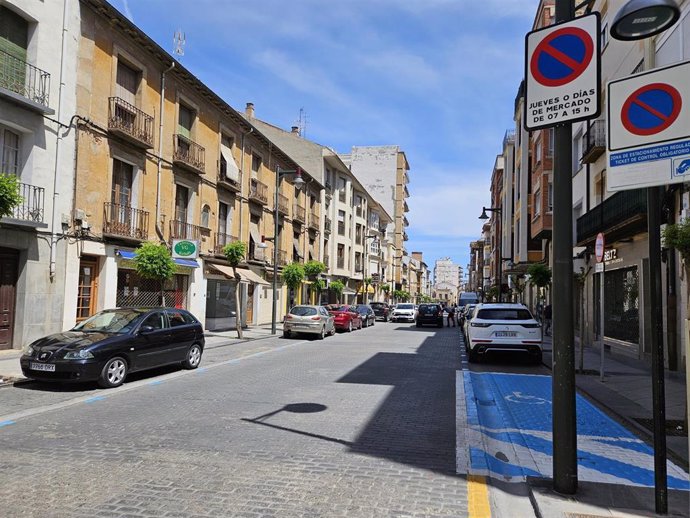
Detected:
left=325, top=304, right=362, bottom=332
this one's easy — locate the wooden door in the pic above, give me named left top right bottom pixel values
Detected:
left=76, top=258, right=99, bottom=322
left=246, top=284, right=255, bottom=324
left=0, top=248, right=19, bottom=350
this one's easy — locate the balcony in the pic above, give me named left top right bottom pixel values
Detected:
left=324, top=216, right=332, bottom=234
left=173, top=134, right=205, bottom=174
left=277, top=194, right=289, bottom=215
left=309, top=210, right=319, bottom=229
left=1, top=182, right=46, bottom=228
left=103, top=203, right=149, bottom=240
left=0, top=49, right=52, bottom=114
left=403, top=231, right=409, bottom=241
left=217, top=160, right=241, bottom=192
left=249, top=179, right=268, bottom=205
left=576, top=189, right=647, bottom=245
left=293, top=202, right=306, bottom=223
left=108, top=97, right=154, bottom=148
left=169, top=219, right=203, bottom=241
left=581, top=120, right=606, bottom=164
left=214, top=232, right=238, bottom=255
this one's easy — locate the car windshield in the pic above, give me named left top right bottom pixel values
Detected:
left=290, top=306, right=317, bottom=316
left=397, top=304, right=414, bottom=310
left=477, top=309, right=533, bottom=320
left=356, top=306, right=369, bottom=313
left=72, top=309, right=145, bottom=333
left=370, top=303, right=385, bottom=308
left=418, top=305, right=439, bottom=313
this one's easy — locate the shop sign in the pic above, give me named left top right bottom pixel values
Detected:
left=172, top=239, right=199, bottom=259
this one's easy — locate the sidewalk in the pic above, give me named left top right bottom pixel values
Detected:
left=0, top=323, right=279, bottom=386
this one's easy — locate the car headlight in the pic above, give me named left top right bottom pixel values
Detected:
left=22, top=343, right=36, bottom=356
left=64, top=349, right=95, bottom=360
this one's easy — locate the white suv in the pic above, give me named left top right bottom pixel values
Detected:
left=391, top=303, right=416, bottom=323
left=465, top=303, right=542, bottom=363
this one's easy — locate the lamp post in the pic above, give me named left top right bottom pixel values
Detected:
left=266, top=167, right=304, bottom=335
left=479, top=206, right=507, bottom=301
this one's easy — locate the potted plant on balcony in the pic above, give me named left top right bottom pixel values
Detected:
left=133, top=242, right=175, bottom=306
left=0, top=173, right=22, bottom=218
left=223, top=241, right=247, bottom=339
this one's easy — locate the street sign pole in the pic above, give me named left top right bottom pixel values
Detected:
left=595, top=233, right=606, bottom=382
left=552, top=0, right=577, bottom=496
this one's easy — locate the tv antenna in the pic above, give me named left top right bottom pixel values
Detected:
left=296, top=108, right=308, bottom=138
left=173, top=29, right=186, bottom=58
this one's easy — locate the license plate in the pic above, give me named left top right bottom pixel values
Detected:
left=495, top=331, right=517, bottom=337
left=30, top=362, right=56, bottom=372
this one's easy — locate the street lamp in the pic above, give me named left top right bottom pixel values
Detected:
left=265, top=167, right=304, bottom=335
left=610, top=0, right=680, bottom=41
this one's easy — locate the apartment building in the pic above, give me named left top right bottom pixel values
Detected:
left=341, top=145, right=411, bottom=290
left=63, top=0, right=321, bottom=333
left=0, top=0, right=79, bottom=350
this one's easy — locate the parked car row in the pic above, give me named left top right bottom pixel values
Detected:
left=283, top=303, right=378, bottom=338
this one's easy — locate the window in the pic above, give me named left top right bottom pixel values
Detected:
left=175, top=185, right=189, bottom=222
left=116, top=60, right=139, bottom=105
left=355, top=194, right=363, bottom=216
left=533, top=188, right=541, bottom=216
left=201, top=204, right=211, bottom=228
left=251, top=153, right=262, bottom=175
left=141, top=312, right=167, bottom=331
left=515, top=168, right=521, bottom=200
left=355, top=224, right=362, bottom=245
left=547, top=129, right=554, bottom=157
left=370, top=239, right=379, bottom=255
left=218, top=202, right=228, bottom=235
left=337, top=210, right=345, bottom=235
left=337, top=244, right=345, bottom=269
left=178, top=105, right=194, bottom=138
left=0, top=7, right=28, bottom=93
left=355, top=252, right=362, bottom=272
left=1, top=129, right=20, bottom=176
left=220, top=134, right=240, bottom=182
left=600, top=22, right=609, bottom=50
left=547, top=183, right=553, bottom=212
left=535, top=136, right=542, bottom=164
left=338, top=177, right=347, bottom=202
left=111, top=159, right=133, bottom=207
left=572, top=129, right=583, bottom=174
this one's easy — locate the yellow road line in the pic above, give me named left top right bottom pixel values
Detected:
left=468, top=474, right=491, bottom=518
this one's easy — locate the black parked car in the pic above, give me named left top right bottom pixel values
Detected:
left=20, top=307, right=205, bottom=388
left=354, top=305, right=376, bottom=327
left=370, top=302, right=390, bottom=322
left=416, top=303, right=444, bottom=328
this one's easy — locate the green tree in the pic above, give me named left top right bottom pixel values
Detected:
left=223, top=241, right=247, bottom=339
left=0, top=173, right=22, bottom=218
left=312, top=278, right=326, bottom=302
left=134, top=242, right=175, bottom=306
left=304, top=260, right=326, bottom=278
left=282, top=263, right=305, bottom=307
left=330, top=280, right=345, bottom=303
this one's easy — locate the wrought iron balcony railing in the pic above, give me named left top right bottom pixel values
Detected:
left=277, top=193, right=289, bottom=215
left=7, top=182, right=45, bottom=223
left=309, top=210, right=319, bottom=229
left=218, top=159, right=241, bottom=191
left=173, top=134, right=205, bottom=174
left=293, top=202, right=306, bottom=223
left=169, top=219, right=203, bottom=241
left=108, top=97, right=154, bottom=148
left=103, top=203, right=149, bottom=240
left=0, top=48, right=50, bottom=109
left=576, top=189, right=647, bottom=244
left=214, top=232, right=238, bottom=255
left=581, top=120, right=606, bottom=164
left=249, top=179, right=269, bottom=205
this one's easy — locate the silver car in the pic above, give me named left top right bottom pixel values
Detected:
left=283, top=305, right=336, bottom=339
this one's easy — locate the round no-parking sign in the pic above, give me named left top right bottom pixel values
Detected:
left=621, top=83, right=682, bottom=136
left=530, top=27, right=594, bottom=87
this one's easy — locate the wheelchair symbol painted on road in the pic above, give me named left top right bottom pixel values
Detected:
left=505, top=391, right=549, bottom=405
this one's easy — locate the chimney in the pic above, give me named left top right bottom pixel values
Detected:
left=291, top=126, right=300, bottom=135
left=245, top=102, right=255, bottom=118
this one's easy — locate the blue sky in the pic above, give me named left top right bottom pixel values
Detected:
left=115, top=0, right=536, bottom=276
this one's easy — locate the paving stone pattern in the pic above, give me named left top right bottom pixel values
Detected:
left=0, top=324, right=467, bottom=517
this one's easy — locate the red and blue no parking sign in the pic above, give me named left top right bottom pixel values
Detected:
left=621, top=83, right=682, bottom=136
left=530, top=27, right=594, bottom=87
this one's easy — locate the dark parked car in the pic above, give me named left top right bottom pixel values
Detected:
left=415, top=303, right=444, bottom=328
left=354, top=305, right=376, bottom=327
left=20, top=308, right=205, bottom=388
left=324, top=304, right=363, bottom=332
left=370, top=302, right=390, bottom=321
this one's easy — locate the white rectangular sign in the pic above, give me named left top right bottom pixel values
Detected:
left=607, top=61, right=690, bottom=191
left=525, top=13, right=600, bottom=130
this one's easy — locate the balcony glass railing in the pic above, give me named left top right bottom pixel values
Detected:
left=0, top=49, right=50, bottom=108
left=108, top=97, right=154, bottom=147
left=103, top=202, right=149, bottom=240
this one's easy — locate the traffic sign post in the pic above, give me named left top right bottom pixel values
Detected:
left=525, top=13, right=601, bottom=130
left=595, top=233, right=606, bottom=382
left=608, top=60, right=690, bottom=191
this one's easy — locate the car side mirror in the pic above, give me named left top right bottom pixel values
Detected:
left=139, top=325, right=155, bottom=334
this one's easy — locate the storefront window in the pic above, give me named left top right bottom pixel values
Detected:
left=603, top=266, right=639, bottom=344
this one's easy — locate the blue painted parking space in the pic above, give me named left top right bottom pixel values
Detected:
left=464, top=371, right=689, bottom=489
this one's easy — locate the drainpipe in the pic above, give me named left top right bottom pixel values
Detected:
left=156, top=62, right=176, bottom=242
left=49, top=0, right=71, bottom=281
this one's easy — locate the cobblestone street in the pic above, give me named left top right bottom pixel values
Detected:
left=0, top=324, right=467, bottom=517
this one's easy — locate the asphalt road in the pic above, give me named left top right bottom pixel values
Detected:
left=0, top=321, right=474, bottom=517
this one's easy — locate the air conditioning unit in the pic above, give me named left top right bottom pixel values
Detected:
left=74, top=208, right=86, bottom=222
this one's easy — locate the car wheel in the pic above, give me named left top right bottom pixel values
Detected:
left=384, top=316, right=388, bottom=322
left=363, top=319, right=368, bottom=328
left=468, top=348, right=479, bottom=363
left=348, top=321, right=352, bottom=332
left=98, top=356, right=128, bottom=388
left=532, top=350, right=543, bottom=365
left=330, top=326, right=336, bottom=336
left=437, top=322, right=443, bottom=328
left=318, top=326, right=325, bottom=340
left=183, top=343, right=203, bottom=369
left=283, top=330, right=291, bottom=338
